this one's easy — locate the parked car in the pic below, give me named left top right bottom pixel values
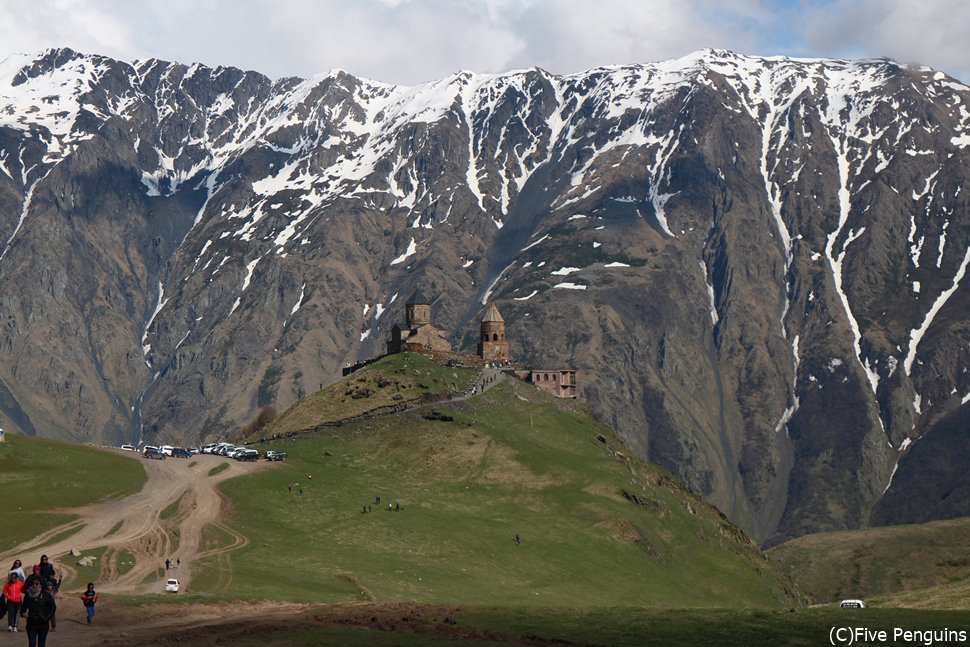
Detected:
left=839, top=599, right=867, bottom=609
left=264, top=451, right=287, bottom=461
left=171, top=447, right=192, bottom=458
left=159, top=445, right=175, bottom=456
left=215, top=444, right=236, bottom=456
left=144, top=447, right=166, bottom=460
left=165, top=578, right=179, bottom=593
left=235, top=449, right=260, bottom=462
left=120, top=444, right=136, bottom=451
left=142, top=445, right=160, bottom=454
left=201, top=443, right=218, bottom=454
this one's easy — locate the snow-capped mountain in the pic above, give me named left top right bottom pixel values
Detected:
left=1, top=47, right=969, bottom=543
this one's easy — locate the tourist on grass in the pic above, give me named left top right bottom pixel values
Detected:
left=20, top=578, right=56, bottom=647
left=3, top=571, right=23, bottom=632
left=80, top=583, right=98, bottom=625
left=9, top=560, right=25, bottom=583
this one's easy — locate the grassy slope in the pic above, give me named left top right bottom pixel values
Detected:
left=203, top=355, right=794, bottom=608
left=0, top=434, right=147, bottom=550
left=253, top=353, right=477, bottom=439
left=770, top=517, right=970, bottom=607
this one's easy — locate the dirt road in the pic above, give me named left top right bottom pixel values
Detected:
left=0, top=450, right=272, bottom=596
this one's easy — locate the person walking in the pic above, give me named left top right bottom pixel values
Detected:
left=22, top=565, right=42, bottom=592
left=79, top=583, right=98, bottom=625
left=9, top=560, right=25, bottom=583
left=3, top=571, right=23, bottom=632
left=37, top=556, right=54, bottom=583
left=20, top=577, right=56, bottom=647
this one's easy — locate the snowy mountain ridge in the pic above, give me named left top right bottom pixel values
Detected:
left=1, top=47, right=969, bottom=543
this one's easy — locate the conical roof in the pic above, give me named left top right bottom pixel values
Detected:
left=482, top=303, right=504, bottom=322
left=406, top=288, right=430, bottom=306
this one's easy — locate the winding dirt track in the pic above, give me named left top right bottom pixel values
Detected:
left=0, top=450, right=273, bottom=596
left=0, top=448, right=528, bottom=646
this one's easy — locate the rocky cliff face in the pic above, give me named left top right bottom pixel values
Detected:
left=1, top=47, right=968, bottom=543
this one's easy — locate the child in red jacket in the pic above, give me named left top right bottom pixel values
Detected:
left=80, top=583, right=98, bottom=625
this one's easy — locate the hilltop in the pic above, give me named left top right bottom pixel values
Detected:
left=253, top=352, right=478, bottom=438
left=0, top=354, right=797, bottom=608
left=213, top=353, right=797, bottom=607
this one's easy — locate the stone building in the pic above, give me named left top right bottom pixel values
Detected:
left=477, top=303, right=510, bottom=362
left=523, top=370, right=578, bottom=398
left=373, top=294, right=579, bottom=399
left=386, top=290, right=452, bottom=354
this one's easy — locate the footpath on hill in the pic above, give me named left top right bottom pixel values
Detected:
left=266, top=366, right=509, bottom=442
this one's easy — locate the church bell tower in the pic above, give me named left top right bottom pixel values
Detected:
left=478, top=303, right=509, bottom=362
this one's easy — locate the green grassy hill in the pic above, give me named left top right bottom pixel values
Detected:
left=770, top=517, right=970, bottom=607
left=204, top=353, right=797, bottom=608
left=252, top=353, right=477, bottom=439
left=0, top=434, right=146, bottom=549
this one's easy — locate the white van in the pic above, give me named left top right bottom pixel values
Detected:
left=159, top=445, right=175, bottom=456
left=839, top=599, right=867, bottom=608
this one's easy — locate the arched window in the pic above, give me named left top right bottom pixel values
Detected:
left=492, top=333, right=498, bottom=341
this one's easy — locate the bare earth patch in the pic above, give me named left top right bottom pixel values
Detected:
left=0, top=450, right=276, bottom=596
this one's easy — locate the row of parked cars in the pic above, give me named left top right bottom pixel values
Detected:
left=200, top=443, right=287, bottom=461
left=121, top=444, right=194, bottom=460
left=200, top=443, right=260, bottom=461
left=120, top=442, right=285, bottom=462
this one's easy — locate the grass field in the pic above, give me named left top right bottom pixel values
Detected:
left=770, top=517, right=970, bottom=607
left=0, top=434, right=146, bottom=550
left=207, top=363, right=795, bottom=608
left=96, top=601, right=970, bottom=646
left=72, top=546, right=107, bottom=584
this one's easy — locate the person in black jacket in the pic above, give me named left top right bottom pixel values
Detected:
left=19, top=578, right=55, bottom=647
left=37, top=556, right=54, bottom=583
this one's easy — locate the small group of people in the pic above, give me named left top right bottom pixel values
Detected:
left=2, top=554, right=100, bottom=646
left=361, top=495, right=403, bottom=514
left=164, top=557, right=180, bottom=570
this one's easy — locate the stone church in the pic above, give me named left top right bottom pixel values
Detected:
left=378, top=291, right=577, bottom=398
left=386, top=290, right=453, bottom=354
